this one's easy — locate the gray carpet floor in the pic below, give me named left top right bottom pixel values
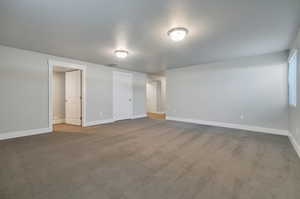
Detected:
left=0, top=118, right=300, bottom=199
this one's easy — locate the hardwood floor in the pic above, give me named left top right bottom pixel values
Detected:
left=0, top=118, right=300, bottom=199
left=147, top=112, right=166, bottom=119
left=53, top=123, right=83, bottom=133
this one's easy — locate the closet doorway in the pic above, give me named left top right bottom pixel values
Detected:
left=49, top=60, right=86, bottom=131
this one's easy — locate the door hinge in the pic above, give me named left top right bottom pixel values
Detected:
left=80, top=116, right=82, bottom=120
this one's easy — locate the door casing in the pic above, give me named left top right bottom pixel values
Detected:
left=48, top=60, right=86, bottom=131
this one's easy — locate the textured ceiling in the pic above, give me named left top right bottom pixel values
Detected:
left=0, top=0, right=299, bottom=73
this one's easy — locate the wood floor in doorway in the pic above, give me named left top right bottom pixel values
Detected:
left=147, top=112, right=166, bottom=119
left=53, top=123, right=83, bottom=133
left=0, top=118, right=300, bottom=199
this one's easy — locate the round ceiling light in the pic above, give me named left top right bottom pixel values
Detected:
left=167, top=27, right=189, bottom=42
left=114, top=50, right=129, bottom=59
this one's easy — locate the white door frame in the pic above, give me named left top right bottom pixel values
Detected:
left=113, top=71, right=133, bottom=121
left=48, top=60, right=87, bottom=131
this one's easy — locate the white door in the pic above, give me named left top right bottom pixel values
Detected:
left=113, top=72, right=133, bottom=120
left=65, top=70, right=82, bottom=125
left=147, top=81, right=158, bottom=112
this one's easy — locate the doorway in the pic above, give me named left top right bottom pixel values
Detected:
left=146, top=75, right=166, bottom=119
left=113, top=71, right=133, bottom=121
left=49, top=60, right=86, bottom=131
left=147, top=80, right=160, bottom=113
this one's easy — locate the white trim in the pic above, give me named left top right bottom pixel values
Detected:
left=49, top=62, right=53, bottom=131
left=0, top=128, right=52, bottom=140
left=289, top=135, right=300, bottom=158
left=132, top=114, right=147, bottom=119
left=53, top=118, right=65, bottom=124
left=166, top=116, right=289, bottom=136
left=85, top=119, right=115, bottom=127
left=288, top=48, right=298, bottom=61
left=85, top=115, right=147, bottom=127
left=48, top=60, right=87, bottom=129
left=48, top=60, right=87, bottom=70
left=113, top=71, right=134, bottom=121
left=288, top=49, right=298, bottom=107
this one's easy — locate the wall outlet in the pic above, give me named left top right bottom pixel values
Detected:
left=240, top=113, right=244, bottom=120
left=100, top=112, right=103, bottom=117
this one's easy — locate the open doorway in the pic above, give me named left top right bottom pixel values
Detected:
left=146, top=75, right=166, bottom=119
left=48, top=60, right=86, bottom=132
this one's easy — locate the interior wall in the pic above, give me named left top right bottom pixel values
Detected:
left=289, top=28, right=300, bottom=145
left=166, top=51, right=289, bottom=131
left=147, top=80, right=159, bottom=112
left=53, top=72, right=65, bottom=124
left=133, top=72, right=147, bottom=116
left=0, top=45, right=147, bottom=134
left=147, top=75, right=166, bottom=112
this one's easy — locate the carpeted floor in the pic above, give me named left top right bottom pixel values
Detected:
left=0, top=118, right=300, bottom=199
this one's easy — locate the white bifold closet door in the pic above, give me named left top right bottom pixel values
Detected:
left=65, top=70, right=82, bottom=125
left=113, top=72, right=133, bottom=121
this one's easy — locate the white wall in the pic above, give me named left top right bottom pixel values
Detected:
left=53, top=72, right=65, bottom=124
left=289, top=28, right=300, bottom=148
left=147, top=80, right=159, bottom=112
left=166, top=51, right=289, bottom=132
left=133, top=72, right=147, bottom=117
left=0, top=45, right=147, bottom=135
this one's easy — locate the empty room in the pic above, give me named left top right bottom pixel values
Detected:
left=0, top=0, right=300, bottom=199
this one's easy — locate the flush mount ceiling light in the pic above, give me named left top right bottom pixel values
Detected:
left=168, top=27, right=189, bottom=42
left=114, top=50, right=129, bottom=59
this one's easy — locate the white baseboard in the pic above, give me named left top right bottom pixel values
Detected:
left=85, top=119, right=115, bottom=127
left=85, top=115, right=147, bottom=127
left=289, top=135, right=300, bottom=158
left=166, top=116, right=289, bottom=136
left=132, top=114, right=147, bottom=119
left=0, top=128, right=52, bottom=140
left=53, top=118, right=65, bottom=124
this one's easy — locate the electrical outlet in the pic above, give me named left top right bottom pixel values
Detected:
left=100, top=112, right=103, bottom=117
left=240, top=113, right=244, bottom=120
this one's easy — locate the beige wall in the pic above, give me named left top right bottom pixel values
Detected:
left=166, top=51, right=289, bottom=131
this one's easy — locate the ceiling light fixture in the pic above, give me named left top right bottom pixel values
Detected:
left=168, top=27, right=188, bottom=42
left=114, top=50, right=129, bottom=59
